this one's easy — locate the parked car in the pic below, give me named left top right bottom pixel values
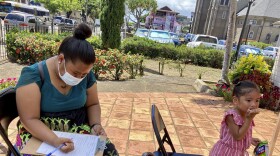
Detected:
left=134, top=28, right=149, bottom=37
left=262, top=46, right=278, bottom=58
left=184, top=33, right=194, bottom=44
left=64, top=18, right=77, bottom=27
left=218, top=39, right=237, bottom=51
left=187, top=34, right=225, bottom=50
left=4, top=12, right=48, bottom=32
left=147, top=29, right=174, bottom=44
left=178, top=33, right=186, bottom=43
left=238, top=45, right=263, bottom=57
left=169, top=32, right=181, bottom=46
left=54, top=16, right=72, bottom=25
left=218, top=40, right=226, bottom=45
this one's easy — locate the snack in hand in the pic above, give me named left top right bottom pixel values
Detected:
left=254, top=140, right=269, bottom=156
left=248, top=108, right=260, bottom=114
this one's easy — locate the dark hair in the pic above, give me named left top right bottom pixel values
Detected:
left=232, top=80, right=260, bottom=98
left=58, top=23, right=95, bottom=65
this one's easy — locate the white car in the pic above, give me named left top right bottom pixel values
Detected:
left=263, top=46, right=278, bottom=58
left=187, top=34, right=225, bottom=50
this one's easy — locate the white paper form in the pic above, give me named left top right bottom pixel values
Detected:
left=36, top=131, right=99, bottom=156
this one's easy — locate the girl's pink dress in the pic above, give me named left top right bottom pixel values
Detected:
left=209, top=109, right=254, bottom=156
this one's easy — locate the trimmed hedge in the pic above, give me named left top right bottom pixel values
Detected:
left=6, top=31, right=68, bottom=64
left=121, top=37, right=226, bottom=68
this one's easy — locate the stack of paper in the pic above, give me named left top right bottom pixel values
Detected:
left=36, top=131, right=99, bottom=156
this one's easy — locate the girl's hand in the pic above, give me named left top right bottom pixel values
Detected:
left=246, top=108, right=260, bottom=119
left=252, top=138, right=261, bottom=146
left=53, top=137, right=74, bottom=153
left=91, top=124, right=107, bottom=136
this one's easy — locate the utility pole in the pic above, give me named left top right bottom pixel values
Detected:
left=234, top=0, right=255, bottom=62
left=85, top=0, right=88, bottom=23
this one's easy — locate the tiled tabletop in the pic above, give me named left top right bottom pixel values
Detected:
left=1, top=92, right=279, bottom=156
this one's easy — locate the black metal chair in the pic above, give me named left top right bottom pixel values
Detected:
left=0, top=87, right=20, bottom=156
left=151, top=104, right=202, bottom=156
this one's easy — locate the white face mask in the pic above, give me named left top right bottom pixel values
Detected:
left=58, top=60, right=85, bottom=86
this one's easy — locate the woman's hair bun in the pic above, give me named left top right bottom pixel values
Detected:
left=73, top=23, right=92, bottom=40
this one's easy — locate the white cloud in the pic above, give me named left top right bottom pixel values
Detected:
left=157, top=0, right=196, bottom=17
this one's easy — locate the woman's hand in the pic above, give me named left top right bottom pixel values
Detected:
left=91, top=124, right=107, bottom=136
left=53, top=137, right=74, bottom=153
left=252, top=138, right=261, bottom=146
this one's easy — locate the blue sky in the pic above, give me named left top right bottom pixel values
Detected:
left=157, top=0, right=196, bottom=17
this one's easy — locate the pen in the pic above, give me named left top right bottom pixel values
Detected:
left=46, top=142, right=66, bottom=156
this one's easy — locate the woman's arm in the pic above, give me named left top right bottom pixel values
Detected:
left=16, top=83, right=73, bottom=151
left=85, top=83, right=105, bottom=135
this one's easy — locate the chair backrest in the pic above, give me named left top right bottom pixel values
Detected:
left=151, top=104, right=176, bottom=156
left=0, top=87, right=20, bottom=156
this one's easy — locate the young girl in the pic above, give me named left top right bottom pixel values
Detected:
left=210, top=80, right=261, bottom=156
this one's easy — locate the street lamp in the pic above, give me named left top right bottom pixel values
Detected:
left=245, top=20, right=253, bottom=45
left=234, top=0, right=255, bottom=62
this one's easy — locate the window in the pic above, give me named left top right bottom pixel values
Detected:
left=251, top=20, right=257, bottom=25
left=196, top=36, right=217, bottom=44
left=220, top=0, right=229, bottom=5
left=222, top=11, right=226, bottom=19
left=266, top=34, right=271, bottom=40
left=239, top=20, right=243, bottom=25
left=248, top=31, right=254, bottom=39
left=275, top=35, right=279, bottom=41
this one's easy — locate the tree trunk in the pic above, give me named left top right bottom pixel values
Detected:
left=66, top=11, right=72, bottom=18
left=221, top=0, right=237, bottom=85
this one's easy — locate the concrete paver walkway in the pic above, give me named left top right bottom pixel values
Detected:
left=0, top=60, right=279, bottom=155
left=1, top=92, right=279, bottom=156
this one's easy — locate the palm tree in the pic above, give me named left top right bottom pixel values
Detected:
left=220, top=0, right=237, bottom=85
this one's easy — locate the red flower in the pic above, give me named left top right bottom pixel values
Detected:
left=16, top=48, right=21, bottom=54
left=100, top=71, right=106, bottom=74
left=109, top=65, right=115, bottom=69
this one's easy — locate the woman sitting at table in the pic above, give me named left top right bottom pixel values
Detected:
left=15, top=23, right=118, bottom=155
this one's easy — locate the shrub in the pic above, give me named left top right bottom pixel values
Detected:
left=215, top=82, right=233, bottom=102
left=106, top=49, right=128, bottom=80
left=229, top=54, right=271, bottom=82
left=263, top=57, right=275, bottom=70
left=92, top=49, right=144, bottom=80
left=239, top=70, right=280, bottom=110
left=6, top=32, right=65, bottom=64
left=121, top=37, right=225, bottom=68
left=0, top=78, right=17, bottom=90
left=126, top=54, right=144, bottom=79
left=248, top=41, right=272, bottom=49
left=229, top=54, right=280, bottom=110
left=87, top=36, right=102, bottom=49
left=92, top=49, right=110, bottom=79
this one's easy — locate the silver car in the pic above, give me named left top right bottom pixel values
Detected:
left=263, top=46, right=278, bottom=58
left=147, top=30, right=173, bottom=44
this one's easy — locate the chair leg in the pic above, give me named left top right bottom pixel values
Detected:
left=0, top=142, right=8, bottom=154
left=0, top=125, right=20, bottom=156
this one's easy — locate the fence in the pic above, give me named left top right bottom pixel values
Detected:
left=0, top=22, right=6, bottom=61
left=0, top=23, right=76, bottom=61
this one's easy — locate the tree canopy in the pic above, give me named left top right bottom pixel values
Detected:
left=126, top=0, right=157, bottom=28
left=35, top=0, right=81, bottom=15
